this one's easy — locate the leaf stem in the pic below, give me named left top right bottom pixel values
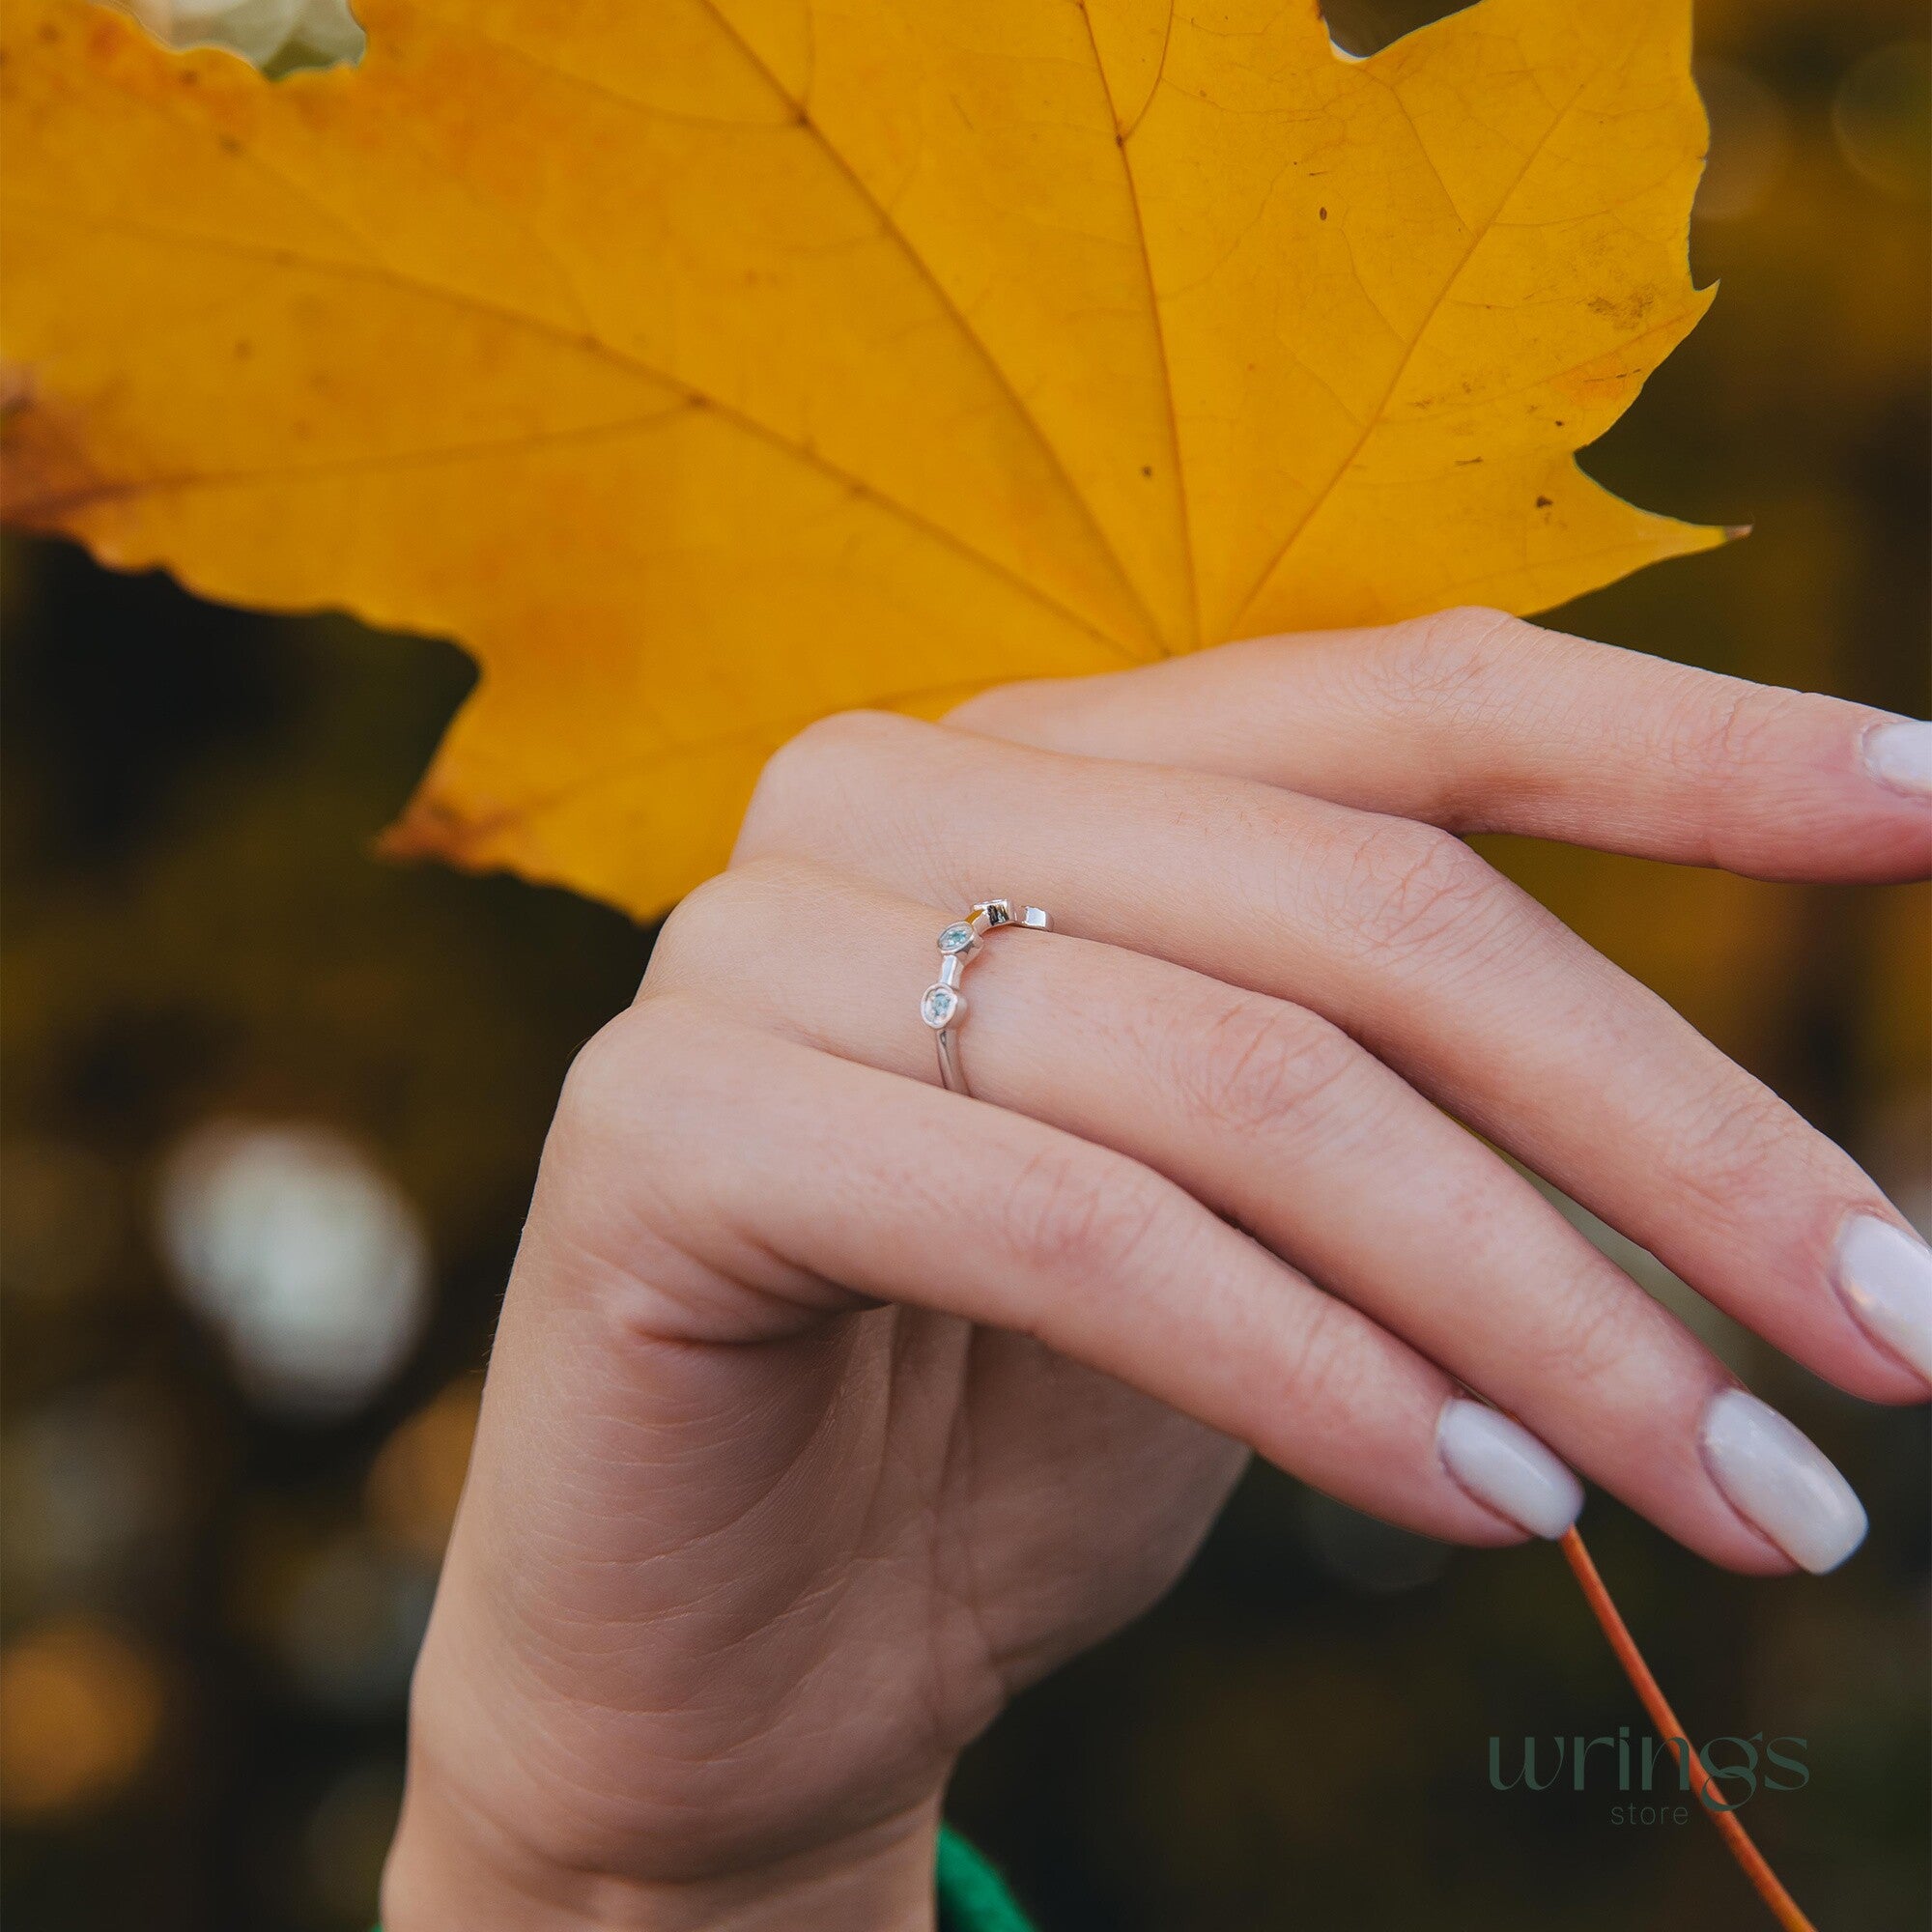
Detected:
left=1558, top=1527, right=1817, bottom=1932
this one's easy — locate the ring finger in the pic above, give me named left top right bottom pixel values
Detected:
left=650, top=862, right=1868, bottom=1574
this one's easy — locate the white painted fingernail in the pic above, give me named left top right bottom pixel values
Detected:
left=1862, top=719, right=1932, bottom=798
left=1835, top=1214, right=1932, bottom=1385
left=1699, top=1389, right=1867, bottom=1574
left=1435, top=1400, right=1582, bottom=1539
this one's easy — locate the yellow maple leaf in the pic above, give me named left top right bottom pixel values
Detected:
left=1, top=0, right=1719, bottom=917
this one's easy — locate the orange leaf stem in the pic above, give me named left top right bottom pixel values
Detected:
left=1559, top=1527, right=1816, bottom=1932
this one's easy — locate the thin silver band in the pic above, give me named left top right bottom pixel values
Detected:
left=919, top=898, right=1052, bottom=1097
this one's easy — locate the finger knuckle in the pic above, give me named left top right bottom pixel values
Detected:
left=646, top=869, right=752, bottom=984
left=1525, top=1267, right=1653, bottom=1396
left=1264, top=1291, right=1364, bottom=1417
left=554, top=1004, right=671, bottom=1147
left=735, top=709, right=918, bottom=859
left=1327, top=819, right=1506, bottom=965
left=547, top=1000, right=750, bottom=1259
left=998, top=1143, right=1170, bottom=1284
left=942, top=677, right=1054, bottom=736
left=648, top=858, right=825, bottom=988
left=1378, top=606, right=1542, bottom=708
left=1660, top=1068, right=1801, bottom=1217
left=1669, top=677, right=1806, bottom=784
left=1173, top=994, right=1360, bottom=1138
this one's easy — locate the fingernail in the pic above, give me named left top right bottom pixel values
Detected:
left=1861, top=719, right=1932, bottom=798
left=1435, top=1399, right=1582, bottom=1538
left=1834, top=1214, right=1932, bottom=1384
left=1698, top=1389, right=1867, bottom=1574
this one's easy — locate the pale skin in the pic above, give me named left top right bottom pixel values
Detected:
left=382, top=610, right=1932, bottom=1930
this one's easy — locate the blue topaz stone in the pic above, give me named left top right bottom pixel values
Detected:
left=938, top=922, right=978, bottom=955
left=921, top=982, right=964, bottom=1030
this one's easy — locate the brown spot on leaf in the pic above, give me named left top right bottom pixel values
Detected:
left=0, top=384, right=116, bottom=527
left=1585, top=290, right=1656, bottom=329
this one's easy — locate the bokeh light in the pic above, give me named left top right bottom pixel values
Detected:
left=1, top=1381, right=182, bottom=1617
left=156, top=1119, right=429, bottom=1420
left=1833, top=41, right=1931, bottom=200
left=0, top=1619, right=164, bottom=1824
left=366, top=1379, right=480, bottom=1562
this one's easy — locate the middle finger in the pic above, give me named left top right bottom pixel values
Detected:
left=735, top=712, right=1928, bottom=1409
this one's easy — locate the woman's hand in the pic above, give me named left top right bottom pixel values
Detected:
left=383, top=610, right=1932, bottom=1929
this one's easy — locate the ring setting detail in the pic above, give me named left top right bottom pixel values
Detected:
left=920, top=898, right=1051, bottom=1096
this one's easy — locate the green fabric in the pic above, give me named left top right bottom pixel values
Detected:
left=371, top=1825, right=1035, bottom=1931
left=937, top=1826, right=1037, bottom=1932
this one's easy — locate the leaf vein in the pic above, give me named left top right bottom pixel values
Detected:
left=1076, top=0, right=1199, bottom=648
left=691, top=0, right=1168, bottom=654
left=0, top=197, right=1139, bottom=663
left=1224, top=35, right=1624, bottom=635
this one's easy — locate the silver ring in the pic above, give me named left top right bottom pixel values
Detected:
left=919, top=898, right=1052, bottom=1096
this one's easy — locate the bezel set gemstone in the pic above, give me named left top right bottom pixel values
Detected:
left=923, top=902, right=1049, bottom=1094
left=921, top=982, right=964, bottom=1030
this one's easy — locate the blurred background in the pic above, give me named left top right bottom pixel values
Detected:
left=1, top=0, right=1926, bottom=1925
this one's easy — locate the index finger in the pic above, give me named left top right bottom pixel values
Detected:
left=949, top=607, right=1932, bottom=882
